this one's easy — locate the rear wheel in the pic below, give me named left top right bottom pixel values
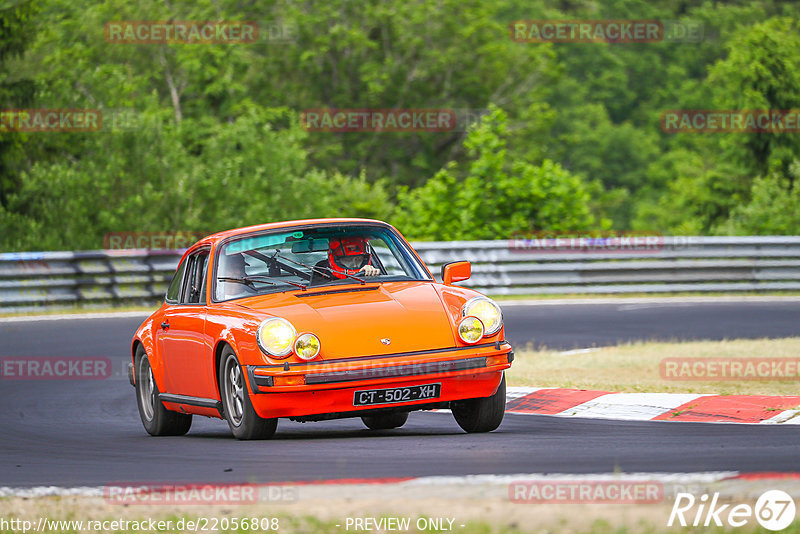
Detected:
left=135, top=346, right=192, bottom=436
left=219, top=347, right=277, bottom=440
left=451, top=373, right=506, bottom=433
left=361, top=411, right=409, bottom=430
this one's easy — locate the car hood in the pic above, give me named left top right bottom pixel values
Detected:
left=234, top=281, right=457, bottom=359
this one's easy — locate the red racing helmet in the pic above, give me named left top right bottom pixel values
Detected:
left=328, top=237, right=371, bottom=279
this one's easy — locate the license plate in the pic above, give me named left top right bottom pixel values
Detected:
left=353, top=383, right=441, bottom=406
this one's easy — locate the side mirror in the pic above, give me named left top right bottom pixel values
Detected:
left=442, top=261, right=471, bottom=285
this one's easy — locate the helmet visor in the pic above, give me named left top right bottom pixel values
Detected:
left=333, top=253, right=369, bottom=271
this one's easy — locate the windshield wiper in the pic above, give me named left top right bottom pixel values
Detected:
left=218, top=276, right=262, bottom=289
left=218, top=275, right=307, bottom=291
left=271, top=251, right=366, bottom=285
left=246, top=274, right=308, bottom=290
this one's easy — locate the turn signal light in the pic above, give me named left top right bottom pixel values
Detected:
left=273, top=375, right=306, bottom=387
left=486, top=354, right=509, bottom=367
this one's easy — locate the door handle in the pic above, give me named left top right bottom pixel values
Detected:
left=161, top=321, right=170, bottom=330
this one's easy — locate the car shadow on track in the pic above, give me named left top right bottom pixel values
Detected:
left=183, top=427, right=470, bottom=441
left=177, top=413, right=475, bottom=441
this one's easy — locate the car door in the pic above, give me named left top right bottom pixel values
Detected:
left=158, top=248, right=215, bottom=398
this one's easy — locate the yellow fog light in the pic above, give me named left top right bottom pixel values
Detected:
left=294, top=333, right=321, bottom=361
left=257, top=318, right=297, bottom=358
left=458, top=316, right=484, bottom=344
left=462, top=297, right=503, bottom=336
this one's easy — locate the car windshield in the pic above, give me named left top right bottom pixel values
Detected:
left=214, top=225, right=430, bottom=301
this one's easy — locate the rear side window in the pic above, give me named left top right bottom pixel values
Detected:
left=181, top=249, right=210, bottom=304
left=165, top=258, right=187, bottom=303
left=188, top=252, right=209, bottom=304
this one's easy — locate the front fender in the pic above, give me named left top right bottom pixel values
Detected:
left=207, top=310, right=266, bottom=387
left=433, top=284, right=505, bottom=345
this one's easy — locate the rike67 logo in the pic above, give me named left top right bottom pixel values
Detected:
left=669, top=490, right=796, bottom=531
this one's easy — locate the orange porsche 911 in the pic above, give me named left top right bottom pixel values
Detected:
left=129, top=219, right=513, bottom=439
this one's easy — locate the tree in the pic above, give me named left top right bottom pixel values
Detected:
left=0, top=106, right=392, bottom=251
left=721, top=162, right=800, bottom=235
left=394, top=106, right=595, bottom=240
left=708, top=17, right=800, bottom=180
left=0, top=0, right=39, bottom=205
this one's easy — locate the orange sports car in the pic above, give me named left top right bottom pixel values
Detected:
left=129, top=218, right=513, bottom=439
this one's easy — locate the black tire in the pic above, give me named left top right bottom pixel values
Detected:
left=361, top=411, right=409, bottom=430
left=135, top=346, right=192, bottom=436
left=219, top=346, right=277, bottom=440
left=451, top=373, right=506, bottom=433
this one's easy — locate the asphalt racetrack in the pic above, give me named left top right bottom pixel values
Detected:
left=1, top=298, right=800, bottom=487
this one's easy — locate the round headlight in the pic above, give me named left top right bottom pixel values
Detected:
left=462, top=296, right=503, bottom=336
left=257, top=318, right=297, bottom=358
left=294, top=333, right=321, bottom=361
left=458, top=316, right=484, bottom=344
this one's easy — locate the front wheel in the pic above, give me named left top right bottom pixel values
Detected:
left=451, top=373, right=506, bottom=433
left=135, top=346, right=192, bottom=436
left=219, top=347, right=277, bottom=440
left=362, top=411, right=409, bottom=430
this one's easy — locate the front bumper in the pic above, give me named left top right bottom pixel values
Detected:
left=244, top=341, right=513, bottom=419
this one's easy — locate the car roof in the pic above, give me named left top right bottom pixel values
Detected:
left=191, top=218, right=392, bottom=249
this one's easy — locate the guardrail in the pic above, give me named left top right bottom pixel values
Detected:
left=2, top=236, right=800, bottom=313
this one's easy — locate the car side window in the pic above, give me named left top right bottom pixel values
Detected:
left=181, top=250, right=210, bottom=305
left=165, top=258, right=187, bottom=303
left=368, top=238, right=405, bottom=276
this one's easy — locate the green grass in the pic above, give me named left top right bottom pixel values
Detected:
left=508, top=337, right=800, bottom=395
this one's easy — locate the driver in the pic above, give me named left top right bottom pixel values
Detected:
left=317, top=237, right=380, bottom=280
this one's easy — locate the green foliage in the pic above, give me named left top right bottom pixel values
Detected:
left=0, top=107, right=392, bottom=250
left=722, top=161, right=800, bottom=234
left=394, top=107, right=595, bottom=240
left=0, top=0, right=39, bottom=204
left=0, top=0, right=38, bottom=62
left=2, top=0, right=800, bottom=251
left=708, top=17, right=800, bottom=177
left=641, top=14, right=800, bottom=234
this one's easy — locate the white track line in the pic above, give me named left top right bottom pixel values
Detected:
left=499, top=296, right=800, bottom=307
left=403, top=471, right=740, bottom=486
left=0, top=311, right=151, bottom=323
left=553, top=393, right=709, bottom=421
